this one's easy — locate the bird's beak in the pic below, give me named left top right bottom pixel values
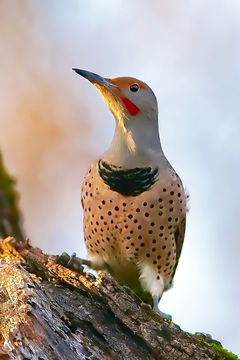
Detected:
left=73, top=68, right=136, bottom=152
left=72, top=68, right=113, bottom=90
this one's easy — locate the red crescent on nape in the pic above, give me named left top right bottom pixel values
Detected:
left=122, top=97, right=140, bottom=116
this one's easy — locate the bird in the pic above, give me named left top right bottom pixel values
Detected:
left=72, top=69, right=187, bottom=314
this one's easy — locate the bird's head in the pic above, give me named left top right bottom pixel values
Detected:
left=73, top=69, right=159, bottom=154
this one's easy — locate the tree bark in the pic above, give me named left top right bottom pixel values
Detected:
left=0, top=152, right=238, bottom=360
left=0, top=238, right=237, bottom=360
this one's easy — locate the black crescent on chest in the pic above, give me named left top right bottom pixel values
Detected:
left=98, top=160, right=159, bottom=196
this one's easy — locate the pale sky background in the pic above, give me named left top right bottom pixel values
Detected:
left=0, top=0, right=239, bottom=355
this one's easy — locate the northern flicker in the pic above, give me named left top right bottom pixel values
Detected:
left=73, top=69, right=187, bottom=312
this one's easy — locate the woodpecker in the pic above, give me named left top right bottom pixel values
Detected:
left=73, top=69, right=186, bottom=313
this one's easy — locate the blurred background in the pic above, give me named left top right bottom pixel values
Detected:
left=0, top=0, right=239, bottom=355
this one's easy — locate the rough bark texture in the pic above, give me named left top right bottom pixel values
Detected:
left=0, top=152, right=238, bottom=360
left=0, top=238, right=238, bottom=360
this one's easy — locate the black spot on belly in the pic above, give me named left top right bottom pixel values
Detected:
left=98, top=160, right=158, bottom=196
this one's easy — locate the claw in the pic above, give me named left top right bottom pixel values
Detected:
left=57, top=252, right=85, bottom=273
left=153, top=308, right=172, bottom=321
left=153, top=295, right=172, bottom=320
left=57, top=252, right=71, bottom=265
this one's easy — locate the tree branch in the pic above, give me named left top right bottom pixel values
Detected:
left=0, top=238, right=237, bottom=360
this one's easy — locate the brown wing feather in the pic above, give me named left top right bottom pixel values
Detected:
left=171, top=217, right=186, bottom=282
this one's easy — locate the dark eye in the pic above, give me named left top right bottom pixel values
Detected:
left=130, top=83, right=139, bottom=92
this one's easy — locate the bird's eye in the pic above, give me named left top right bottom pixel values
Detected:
left=130, top=83, right=139, bottom=92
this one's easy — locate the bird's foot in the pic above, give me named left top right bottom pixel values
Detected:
left=57, top=252, right=90, bottom=273
left=153, top=307, right=172, bottom=321
left=152, top=295, right=172, bottom=320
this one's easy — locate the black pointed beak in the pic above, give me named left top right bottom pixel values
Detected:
left=72, top=68, right=111, bottom=88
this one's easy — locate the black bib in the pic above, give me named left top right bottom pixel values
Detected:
left=98, top=160, right=158, bottom=197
